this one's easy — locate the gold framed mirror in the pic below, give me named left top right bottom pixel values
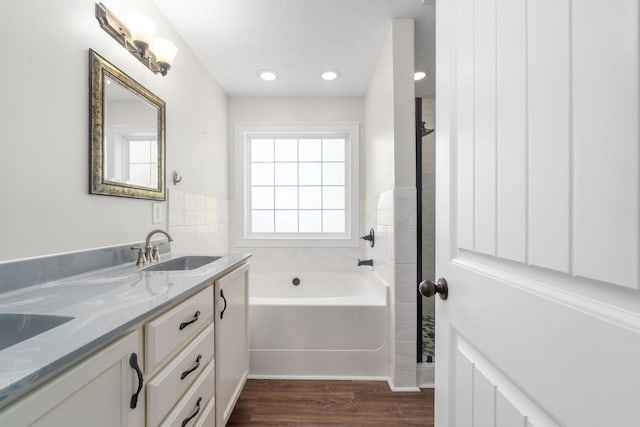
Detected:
left=89, top=49, right=166, bottom=200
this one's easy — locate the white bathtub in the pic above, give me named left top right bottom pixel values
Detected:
left=249, top=271, right=389, bottom=379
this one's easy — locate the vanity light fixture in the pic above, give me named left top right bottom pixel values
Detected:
left=151, top=38, right=179, bottom=76
left=258, top=70, right=278, bottom=81
left=321, top=70, right=341, bottom=81
left=414, top=71, right=427, bottom=81
left=95, top=3, right=178, bottom=76
left=127, top=13, right=155, bottom=58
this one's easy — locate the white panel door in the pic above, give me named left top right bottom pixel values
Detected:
left=435, top=0, right=640, bottom=426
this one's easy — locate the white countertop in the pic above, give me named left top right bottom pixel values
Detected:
left=0, top=252, right=250, bottom=407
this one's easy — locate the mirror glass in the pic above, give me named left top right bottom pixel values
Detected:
left=90, top=49, right=166, bottom=200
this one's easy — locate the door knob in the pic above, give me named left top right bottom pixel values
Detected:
left=419, top=278, right=448, bottom=300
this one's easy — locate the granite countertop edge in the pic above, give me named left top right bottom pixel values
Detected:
left=0, top=252, right=251, bottom=409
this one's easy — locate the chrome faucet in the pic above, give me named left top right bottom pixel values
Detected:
left=145, top=229, right=174, bottom=263
left=357, top=259, right=373, bottom=267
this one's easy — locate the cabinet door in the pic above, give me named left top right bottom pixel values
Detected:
left=0, top=331, right=144, bottom=427
left=214, top=263, right=249, bottom=427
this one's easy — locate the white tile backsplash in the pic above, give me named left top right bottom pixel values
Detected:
left=394, top=340, right=417, bottom=372
left=374, top=258, right=394, bottom=287
left=394, top=188, right=417, bottom=226
left=184, top=192, right=206, bottom=211
left=395, top=226, right=417, bottom=264
left=392, top=369, right=418, bottom=389
left=374, top=187, right=419, bottom=388
left=184, top=210, right=196, bottom=226
left=243, top=245, right=361, bottom=273
left=169, top=208, right=185, bottom=226
left=205, top=196, right=218, bottom=211
left=395, top=263, right=417, bottom=303
left=169, top=189, right=184, bottom=212
left=378, top=189, right=394, bottom=211
left=168, top=188, right=230, bottom=254
left=395, top=302, right=417, bottom=340
left=217, top=199, right=230, bottom=225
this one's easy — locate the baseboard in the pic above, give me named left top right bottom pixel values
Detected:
left=248, top=374, right=389, bottom=381
left=417, top=362, right=435, bottom=388
left=386, top=378, right=421, bottom=392
left=248, top=374, right=424, bottom=392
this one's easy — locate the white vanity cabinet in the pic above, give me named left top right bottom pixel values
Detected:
left=214, top=263, right=250, bottom=427
left=0, top=330, right=145, bottom=427
left=0, top=260, right=251, bottom=427
left=145, top=285, right=215, bottom=427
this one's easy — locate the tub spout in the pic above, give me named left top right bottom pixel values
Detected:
left=357, top=259, right=373, bottom=267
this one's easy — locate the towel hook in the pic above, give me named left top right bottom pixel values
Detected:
left=172, top=170, right=183, bottom=185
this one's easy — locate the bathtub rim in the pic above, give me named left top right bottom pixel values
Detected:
left=249, top=270, right=389, bottom=303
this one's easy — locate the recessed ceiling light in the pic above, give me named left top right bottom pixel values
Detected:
left=414, top=71, right=427, bottom=81
left=321, top=70, right=340, bottom=81
left=258, top=70, right=278, bottom=81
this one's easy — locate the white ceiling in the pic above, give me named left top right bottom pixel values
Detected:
left=153, top=0, right=435, bottom=98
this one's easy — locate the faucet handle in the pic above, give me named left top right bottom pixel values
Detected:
left=151, top=242, right=164, bottom=262
left=130, top=247, right=148, bottom=266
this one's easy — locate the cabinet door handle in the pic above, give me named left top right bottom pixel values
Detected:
left=181, top=396, right=202, bottom=427
left=179, top=310, right=201, bottom=330
left=220, top=289, right=227, bottom=319
left=129, top=353, right=144, bottom=409
left=180, top=354, right=202, bottom=380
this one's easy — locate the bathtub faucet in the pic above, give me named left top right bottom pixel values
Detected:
left=357, top=259, right=374, bottom=267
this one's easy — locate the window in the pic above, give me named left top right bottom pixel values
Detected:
left=127, top=137, right=158, bottom=188
left=235, top=123, right=359, bottom=247
left=103, top=124, right=158, bottom=188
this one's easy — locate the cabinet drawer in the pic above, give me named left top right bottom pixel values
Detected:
left=147, top=324, right=214, bottom=427
left=146, top=285, right=214, bottom=372
left=158, top=360, right=215, bottom=427
left=193, top=396, right=215, bottom=427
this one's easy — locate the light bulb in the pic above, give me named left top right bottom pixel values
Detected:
left=321, top=70, right=340, bottom=81
left=258, top=70, right=278, bottom=81
left=414, top=71, right=427, bottom=81
left=151, top=38, right=178, bottom=75
left=128, top=14, right=155, bottom=57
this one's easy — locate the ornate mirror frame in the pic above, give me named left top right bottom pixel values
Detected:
left=89, top=49, right=166, bottom=200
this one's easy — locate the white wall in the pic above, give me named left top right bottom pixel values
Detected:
left=363, top=32, right=395, bottom=200
left=363, top=19, right=417, bottom=390
left=392, top=22, right=417, bottom=188
left=0, top=0, right=228, bottom=261
left=228, top=97, right=365, bottom=272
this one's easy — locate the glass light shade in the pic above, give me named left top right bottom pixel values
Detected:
left=151, top=38, right=178, bottom=65
left=127, top=14, right=155, bottom=45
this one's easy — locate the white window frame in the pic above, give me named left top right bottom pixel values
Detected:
left=235, top=122, right=359, bottom=247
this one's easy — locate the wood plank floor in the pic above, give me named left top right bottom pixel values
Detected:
left=227, top=380, right=434, bottom=426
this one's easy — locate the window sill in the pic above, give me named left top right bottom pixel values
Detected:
left=235, top=236, right=359, bottom=248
